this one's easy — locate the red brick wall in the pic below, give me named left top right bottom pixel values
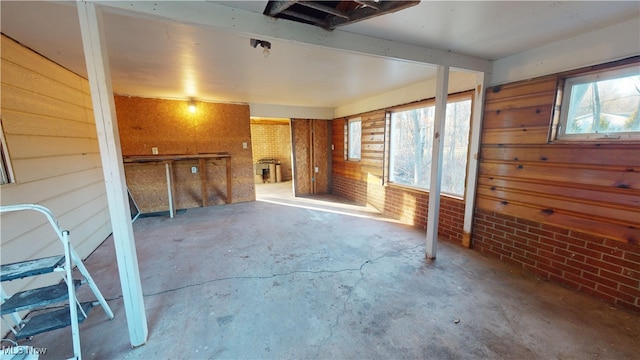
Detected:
left=332, top=175, right=464, bottom=243
left=473, top=208, right=640, bottom=311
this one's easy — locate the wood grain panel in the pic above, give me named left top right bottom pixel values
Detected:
left=476, top=195, right=639, bottom=245
left=481, top=127, right=550, bottom=145
left=479, top=161, right=639, bottom=190
left=483, top=91, right=556, bottom=112
left=314, top=120, right=330, bottom=194
left=477, top=73, right=640, bottom=244
left=482, top=105, right=553, bottom=130
left=477, top=185, right=638, bottom=224
left=485, top=76, right=557, bottom=102
left=478, top=176, right=640, bottom=208
left=481, top=144, right=640, bottom=167
left=292, top=119, right=312, bottom=196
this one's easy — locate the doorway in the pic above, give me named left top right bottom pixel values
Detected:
left=250, top=117, right=294, bottom=197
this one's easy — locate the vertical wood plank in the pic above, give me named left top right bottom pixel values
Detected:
left=463, top=72, right=489, bottom=247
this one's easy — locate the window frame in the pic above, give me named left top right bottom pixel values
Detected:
left=552, top=58, right=640, bottom=143
left=386, top=91, right=473, bottom=199
left=347, top=117, right=362, bottom=162
left=0, top=117, right=15, bottom=185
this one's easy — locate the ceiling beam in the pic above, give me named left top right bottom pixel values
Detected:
left=93, top=1, right=491, bottom=73
left=298, top=1, right=350, bottom=20
left=265, top=1, right=298, bottom=16
left=280, top=9, right=328, bottom=27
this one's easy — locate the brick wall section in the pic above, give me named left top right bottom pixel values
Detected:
left=250, top=123, right=292, bottom=181
left=473, top=208, right=640, bottom=311
left=333, top=175, right=464, bottom=243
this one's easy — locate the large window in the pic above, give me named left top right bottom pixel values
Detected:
left=556, top=61, right=640, bottom=141
left=388, top=95, right=472, bottom=197
left=347, top=117, right=362, bottom=161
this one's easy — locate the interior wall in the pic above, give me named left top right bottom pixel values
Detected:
left=250, top=120, right=292, bottom=182
left=115, top=96, right=255, bottom=212
left=331, top=110, right=464, bottom=243
left=0, top=35, right=112, bottom=331
left=473, top=64, right=640, bottom=311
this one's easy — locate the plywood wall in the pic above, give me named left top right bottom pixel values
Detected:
left=0, top=35, right=111, bottom=331
left=477, top=75, right=640, bottom=244
left=115, top=96, right=255, bottom=212
left=291, top=119, right=330, bottom=196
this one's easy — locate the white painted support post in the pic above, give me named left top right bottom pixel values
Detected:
left=462, top=72, right=490, bottom=248
left=76, top=1, right=148, bottom=347
left=425, top=65, right=449, bottom=260
left=165, top=162, right=175, bottom=218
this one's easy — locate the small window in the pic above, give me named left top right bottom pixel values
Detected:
left=347, top=117, right=361, bottom=161
left=0, top=118, right=14, bottom=185
left=556, top=62, right=640, bottom=141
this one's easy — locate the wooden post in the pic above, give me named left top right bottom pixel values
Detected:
left=165, top=161, right=176, bottom=218
left=462, top=72, right=489, bottom=248
left=425, top=65, right=449, bottom=260
left=76, top=1, right=148, bottom=347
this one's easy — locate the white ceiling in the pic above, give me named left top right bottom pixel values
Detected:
left=1, top=1, right=638, bottom=109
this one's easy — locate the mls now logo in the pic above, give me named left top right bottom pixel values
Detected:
left=1, top=341, right=47, bottom=359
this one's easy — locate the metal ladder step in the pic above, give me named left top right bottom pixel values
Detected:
left=15, top=302, right=94, bottom=340
left=1, top=280, right=82, bottom=315
left=1, top=255, right=65, bottom=282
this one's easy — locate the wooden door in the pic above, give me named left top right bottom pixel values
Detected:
left=291, top=119, right=331, bottom=196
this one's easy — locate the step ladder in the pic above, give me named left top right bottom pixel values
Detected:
left=0, top=204, right=114, bottom=360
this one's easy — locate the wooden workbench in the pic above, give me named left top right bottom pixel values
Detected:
left=123, top=153, right=232, bottom=218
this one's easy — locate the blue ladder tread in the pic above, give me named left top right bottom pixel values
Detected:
left=1, top=280, right=82, bottom=315
left=1, top=255, right=66, bottom=282
left=15, top=302, right=94, bottom=340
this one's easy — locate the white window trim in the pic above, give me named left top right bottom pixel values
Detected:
left=0, top=118, right=15, bottom=185
left=555, top=62, right=640, bottom=142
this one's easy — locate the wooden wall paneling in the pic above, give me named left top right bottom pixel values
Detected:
left=482, top=105, right=554, bottom=130
left=478, top=176, right=640, bottom=208
left=124, top=164, right=170, bottom=213
left=291, top=119, right=312, bottom=196
left=476, top=185, right=638, bottom=224
left=477, top=71, right=640, bottom=244
left=479, top=161, right=639, bottom=189
left=481, top=144, right=640, bottom=167
left=484, top=76, right=558, bottom=102
left=475, top=195, right=640, bottom=244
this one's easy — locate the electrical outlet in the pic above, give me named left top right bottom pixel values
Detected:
left=152, top=147, right=158, bottom=155
left=191, top=166, right=198, bottom=174
left=243, top=142, right=248, bottom=149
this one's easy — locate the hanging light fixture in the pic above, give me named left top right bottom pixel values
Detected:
left=188, top=98, right=197, bottom=113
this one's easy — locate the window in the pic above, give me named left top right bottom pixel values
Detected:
left=0, top=118, right=14, bottom=185
left=388, top=96, right=472, bottom=197
left=555, top=61, right=640, bottom=141
left=347, top=117, right=361, bottom=161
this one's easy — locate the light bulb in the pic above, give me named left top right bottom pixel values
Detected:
left=188, top=99, right=197, bottom=113
left=263, top=47, right=270, bottom=58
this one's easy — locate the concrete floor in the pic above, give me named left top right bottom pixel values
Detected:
left=16, top=182, right=640, bottom=359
